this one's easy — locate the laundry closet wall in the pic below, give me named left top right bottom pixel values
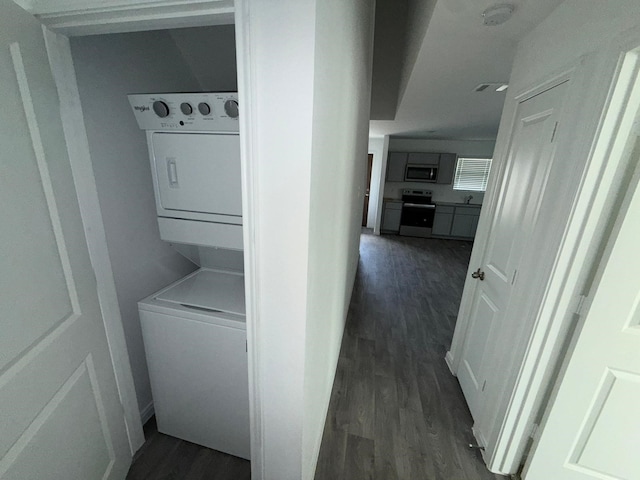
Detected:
left=70, top=26, right=238, bottom=418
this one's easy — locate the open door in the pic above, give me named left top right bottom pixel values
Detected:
left=0, top=1, right=132, bottom=478
left=525, top=127, right=640, bottom=480
left=456, top=80, right=569, bottom=424
left=362, top=154, right=373, bottom=226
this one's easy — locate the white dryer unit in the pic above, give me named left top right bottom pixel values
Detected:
left=138, top=268, right=250, bottom=459
left=128, top=92, right=243, bottom=250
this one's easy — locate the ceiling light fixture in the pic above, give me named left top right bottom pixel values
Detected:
left=482, top=4, right=515, bottom=26
left=495, top=84, right=509, bottom=92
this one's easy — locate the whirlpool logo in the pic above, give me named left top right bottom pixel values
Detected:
left=134, top=105, right=150, bottom=112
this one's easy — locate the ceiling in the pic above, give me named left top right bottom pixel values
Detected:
left=369, top=0, right=564, bottom=139
left=15, top=0, right=561, bottom=141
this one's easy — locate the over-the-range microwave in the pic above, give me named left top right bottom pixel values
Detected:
left=404, top=163, right=438, bottom=182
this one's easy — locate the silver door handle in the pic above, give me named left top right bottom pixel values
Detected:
left=403, top=203, right=436, bottom=209
left=471, top=268, right=485, bottom=281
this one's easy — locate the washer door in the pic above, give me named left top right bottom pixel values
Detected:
left=151, top=132, right=242, bottom=218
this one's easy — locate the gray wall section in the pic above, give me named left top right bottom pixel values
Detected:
left=169, top=25, right=237, bottom=92
left=70, top=28, right=236, bottom=416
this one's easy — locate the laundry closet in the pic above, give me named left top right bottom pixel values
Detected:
left=69, top=25, right=249, bottom=459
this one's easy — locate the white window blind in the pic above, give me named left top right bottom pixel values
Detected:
left=453, top=158, right=492, bottom=192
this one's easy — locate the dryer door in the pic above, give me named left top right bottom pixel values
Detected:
left=151, top=132, right=242, bottom=218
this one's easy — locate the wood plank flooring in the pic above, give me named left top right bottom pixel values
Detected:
left=314, top=232, right=506, bottom=480
left=126, top=232, right=504, bottom=479
left=126, top=417, right=250, bottom=480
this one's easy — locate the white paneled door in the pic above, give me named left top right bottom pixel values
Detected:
left=0, top=1, right=131, bottom=478
left=525, top=134, right=640, bottom=479
left=457, top=80, right=569, bottom=424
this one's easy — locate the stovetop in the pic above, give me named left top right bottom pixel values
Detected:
left=401, top=188, right=433, bottom=205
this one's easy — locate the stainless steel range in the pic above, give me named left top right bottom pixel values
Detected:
left=399, top=189, right=435, bottom=238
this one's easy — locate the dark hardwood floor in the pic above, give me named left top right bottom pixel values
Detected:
left=126, top=417, right=250, bottom=480
left=314, top=232, right=506, bottom=480
left=127, top=232, right=503, bottom=480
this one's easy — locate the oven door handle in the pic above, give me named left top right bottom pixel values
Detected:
left=403, top=203, right=436, bottom=209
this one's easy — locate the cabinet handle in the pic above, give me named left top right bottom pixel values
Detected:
left=471, top=268, right=485, bottom=281
left=167, top=158, right=179, bottom=187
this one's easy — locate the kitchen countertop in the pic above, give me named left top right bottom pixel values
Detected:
left=434, top=201, right=482, bottom=207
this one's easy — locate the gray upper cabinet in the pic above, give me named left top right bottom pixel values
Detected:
left=437, top=153, right=457, bottom=184
left=387, top=152, right=408, bottom=182
left=407, top=152, right=439, bottom=165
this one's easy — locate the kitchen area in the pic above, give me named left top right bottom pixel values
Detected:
left=379, top=137, right=493, bottom=240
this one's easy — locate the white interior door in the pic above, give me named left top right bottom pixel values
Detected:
left=457, top=80, right=569, bottom=424
left=0, top=1, right=132, bottom=478
left=525, top=132, right=640, bottom=480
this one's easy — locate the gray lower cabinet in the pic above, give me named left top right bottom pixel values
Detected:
left=432, top=205, right=454, bottom=236
left=433, top=204, right=481, bottom=239
left=382, top=200, right=403, bottom=233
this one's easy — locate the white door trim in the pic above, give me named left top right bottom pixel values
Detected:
left=42, top=27, right=145, bottom=455
left=489, top=28, right=640, bottom=474
left=234, top=0, right=264, bottom=478
left=32, top=2, right=263, bottom=474
left=20, top=0, right=234, bottom=36
left=448, top=23, right=640, bottom=475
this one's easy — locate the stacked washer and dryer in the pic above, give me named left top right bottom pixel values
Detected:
left=128, top=93, right=250, bottom=460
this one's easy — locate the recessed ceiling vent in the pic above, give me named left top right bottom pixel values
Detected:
left=474, top=83, right=508, bottom=92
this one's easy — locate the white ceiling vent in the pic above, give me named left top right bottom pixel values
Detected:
left=482, top=4, right=515, bottom=26
left=474, top=83, right=508, bottom=92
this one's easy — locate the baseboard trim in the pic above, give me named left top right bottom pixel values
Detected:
left=445, top=350, right=456, bottom=376
left=140, top=401, right=155, bottom=424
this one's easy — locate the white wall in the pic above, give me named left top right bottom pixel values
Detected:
left=70, top=30, right=206, bottom=416
left=303, top=1, right=375, bottom=478
left=503, top=0, right=640, bottom=473
left=237, top=1, right=316, bottom=478
left=447, top=0, right=640, bottom=473
left=383, top=138, right=496, bottom=204
left=236, top=0, right=374, bottom=478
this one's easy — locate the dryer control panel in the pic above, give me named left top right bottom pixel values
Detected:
left=128, top=92, right=239, bottom=132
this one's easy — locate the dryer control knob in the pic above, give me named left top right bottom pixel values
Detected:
left=224, top=99, right=239, bottom=118
left=153, top=101, right=170, bottom=118
left=198, top=102, right=211, bottom=115
left=180, top=102, right=193, bottom=115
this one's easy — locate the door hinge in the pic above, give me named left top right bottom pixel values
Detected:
left=246, top=340, right=248, bottom=352
left=511, top=269, right=518, bottom=285
left=529, top=423, right=539, bottom=439
left=551, top=122, right=559, bottom=143
left=482, top=380, right=487, bottom=392
left=575, top=294, right=587, bottom=316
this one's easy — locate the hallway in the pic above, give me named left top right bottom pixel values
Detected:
left=314, top=233, right=505, bottom=480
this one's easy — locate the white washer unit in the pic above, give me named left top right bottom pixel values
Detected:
left=138, top=268, right=250, bottom=459
left=128, top=92, right=242, bottom=250
left=130, top=92, right=249, bottom=459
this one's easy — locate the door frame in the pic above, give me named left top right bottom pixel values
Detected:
left=522, top=35, right=640, bottom=477
left=447, top=24, right=640, bottom=474
left=27, top=1, right=263, bottom=475
left=362, top=154, right=373, bottom=226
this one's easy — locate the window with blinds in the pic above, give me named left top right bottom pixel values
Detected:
left=453, top=158, right=492, bottom=192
